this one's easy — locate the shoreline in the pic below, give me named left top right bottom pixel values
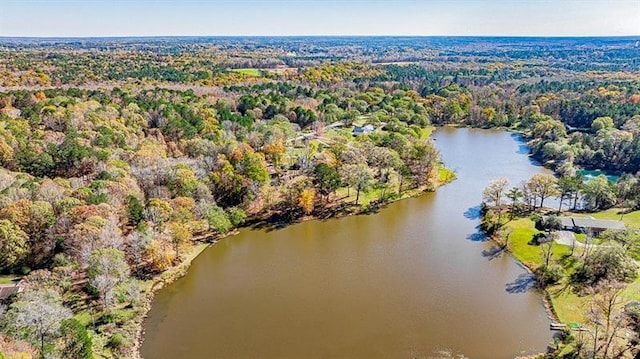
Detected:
left=130, top=242, right=208, bottom=359
left=132, top=174, right=455, bottom=358
left=501, top=235, right=562, bottom=324
left=485, top=232, right=560, bottom=356
left=131, top=230, right=238, bottom=359
left=489, top=231, right=562, bottom=325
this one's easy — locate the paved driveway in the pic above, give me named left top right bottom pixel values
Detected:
left=554, top=230, right=602, bottom=248
left=555, top=230, right=578, bottom=246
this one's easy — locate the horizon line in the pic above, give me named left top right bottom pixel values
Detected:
left=2, top=34, right=639, bottom=40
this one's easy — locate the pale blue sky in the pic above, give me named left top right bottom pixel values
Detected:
left=1, top=0, right=638, bottom=37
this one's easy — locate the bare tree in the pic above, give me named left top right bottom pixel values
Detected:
left=2, top=289, right=72, bottom=356
left=87, top=249, right=130, bottom=309
left=581, top=281, right=635, bottom=359
left=483, top=178, right=509, bottom=223
left=526, top=174, right=559, bottom=210
left=540, top=239, right=555, bottom=268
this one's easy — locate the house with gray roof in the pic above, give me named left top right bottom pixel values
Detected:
left=352, top=124, right=376, bottom=136
left=0, top=282, right=23, bottom=302
left=557, top=216, right=625, bottom=235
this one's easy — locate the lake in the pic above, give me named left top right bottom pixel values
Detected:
left=141, top=128, right=554, bottom=359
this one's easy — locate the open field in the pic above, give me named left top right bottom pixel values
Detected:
left=230, top=68, right=263, bottom=76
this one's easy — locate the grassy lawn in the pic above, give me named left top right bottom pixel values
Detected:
left=504, top=217, right=570, bottom=268
left=550, top=275, right=640, bottom=324
left=590, top=208, right=640, bottom=228
left=335, top=186, right=390, bottom=207
left=573, top=233, right=587, bottom=243
left=351, top=118, right=367, bottom=127
left=230, top=68, right=262, bottom=76
left=505, top=218, right=541, bottom=268
left=504, top=218, right=587, bottom=323
left=329, top=127, right=351, bottom=137
left=623, top=276, right=640, bottom=302
left=549, top=287, right=587, bottom=324
left=0, top=275, right=21, bottom=285
left=504, top=210, right=640, bottom=327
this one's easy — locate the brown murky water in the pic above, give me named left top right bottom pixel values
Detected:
left=141, top=128, right=553, bottom=359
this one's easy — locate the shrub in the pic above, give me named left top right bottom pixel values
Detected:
left=571, top=245, right=638, bottom=287
left=534, top=264, right=563, bottom=287
left=107, top=332, right=128, bottom=352
left=227, top=207, right=247, bottom=227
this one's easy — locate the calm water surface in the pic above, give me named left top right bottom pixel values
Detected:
left=142, top=128, right=553, bottom=359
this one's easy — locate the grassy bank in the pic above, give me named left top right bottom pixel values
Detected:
left=505, top=218, right=570, bottom=269
left=332, top=165, right=454, bottom=208
left=0, top=276, right=21, bottom=285
left=499, top=210, right=640, bottom=342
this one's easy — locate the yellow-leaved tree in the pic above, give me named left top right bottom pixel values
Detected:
left=298, top=188, right=315, bottom=215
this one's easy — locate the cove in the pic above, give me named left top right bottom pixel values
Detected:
left=141, top=128, right=554, bottom=359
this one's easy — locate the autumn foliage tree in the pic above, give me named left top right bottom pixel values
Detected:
left=0, top=219, right=29, bottom=272
left=298, top=188, right=315, bottom=215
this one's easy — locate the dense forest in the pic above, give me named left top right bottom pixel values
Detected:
left=0, top=36, right=639, bottom=358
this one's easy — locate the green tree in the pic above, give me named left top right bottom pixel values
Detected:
left=541, top=215, right=562, bottom=232
left=52, top=132, right=91, bottom=176
left=59, top=318, right=93, bottom=359
left=238, top=150, right=269, bottom=184
left=583, top=175, right=617, bottom=210
left=206, top=205, right=232, bottom=234
left=211, top=156, right=247, bottom=207
left=506, top=187, right=523, bottom=219
left=532, top=119, right=567, bottom=141
left=126, top=195, right=144, bottom=227
left=591, top=116, right=615, bottom=132
left=170, top=164, right=199, bottom=197
left=599, top=228, right=640, bottom=258
left=557, top=175, right=582, bottom=212
left=313, top=163, right=340, bottom=202
left=226, top=207, right=247, bottom=227
left=534, top=264, right=563, bottom=287
left=341, top=163, right=374, bottom=206
left=405, top=140, right=438, bottom=187
left=572, top=245, right=638, bottom=286
left=16, top=146, right=55, bottom=178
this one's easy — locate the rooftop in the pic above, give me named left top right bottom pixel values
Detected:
left=0, top=283, right=22, bottom=300
left=557, top=216, right=625, bottom=230
left=352, top=124, right=376, bottom=135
